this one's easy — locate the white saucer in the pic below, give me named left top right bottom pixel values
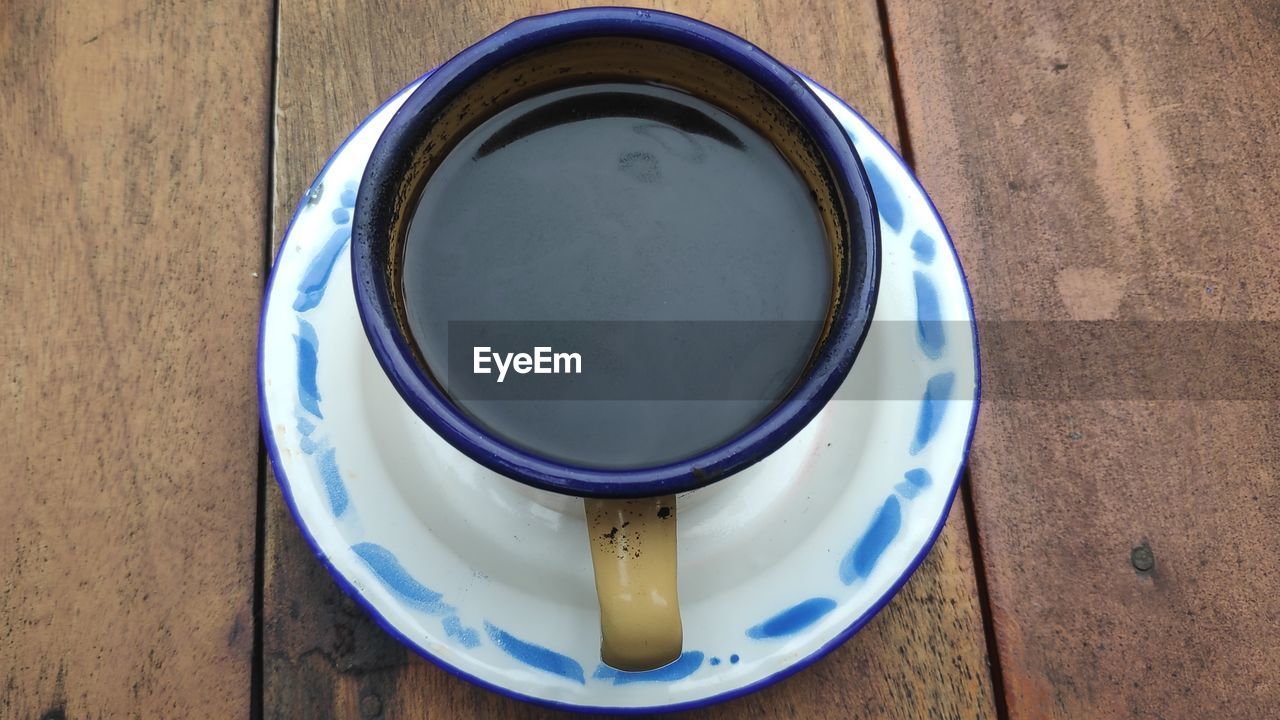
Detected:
left=259, top=72, right=979, bottom=713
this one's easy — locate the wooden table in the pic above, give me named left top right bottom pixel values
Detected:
left=4, top=1, right=1277, bottom=717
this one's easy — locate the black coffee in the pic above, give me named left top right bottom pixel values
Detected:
left=402, top=82, right=832, bottom=468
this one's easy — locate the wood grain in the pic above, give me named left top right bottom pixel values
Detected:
left=266, top=2, right=995, bottom=718
left=0, top=1, right=272, bottom=717
left=886, top=0, right=1280, bottom=717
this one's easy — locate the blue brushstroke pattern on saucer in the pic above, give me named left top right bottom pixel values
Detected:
left=353, top=543, right=480, bottom=648
left=895, top=467, right=932, bottom=499
left=295, top=319, right=322, bottom=417
left=486, top=622, right=586, bottom=684
left=913, top=271, right=945, bottom=359
left=911, top=229, right=936, bottom=264
left=746, top=597, right=837, bottom=639
left=862, top=158, right=902, bottom=231
left=593, top=652, right=705, bottom=684
left=910, top=372, right=955, bottom=455
left=840, top=495, right=902, bottom=583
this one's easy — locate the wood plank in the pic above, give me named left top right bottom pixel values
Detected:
left=266, top=2, right=996, bottom=717
left=885, top=1, right=1280, bottom=717
left=0, top=1, right=272, bottom=717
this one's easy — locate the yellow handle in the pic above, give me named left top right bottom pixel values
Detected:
left=584, top=495, right=682, bottom=671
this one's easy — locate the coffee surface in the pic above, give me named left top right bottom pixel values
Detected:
left=402, top=82, right=832, bottom=468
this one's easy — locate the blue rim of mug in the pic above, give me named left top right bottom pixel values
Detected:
left=259, top=66, right=982, bottom=714
left=350, top=7, right=882, bottom=499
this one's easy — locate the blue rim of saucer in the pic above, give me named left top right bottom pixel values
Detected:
left=258, top=68, right=982, bottom=714
left=350, top=7, right=882, bottom=499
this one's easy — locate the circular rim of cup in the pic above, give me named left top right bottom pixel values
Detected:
left=350, top=7, right=882, bottom=498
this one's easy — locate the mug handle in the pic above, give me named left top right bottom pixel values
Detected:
left=584, top=495, right=682, bottom=671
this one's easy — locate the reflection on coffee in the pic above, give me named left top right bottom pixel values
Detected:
left=401, top=82, right=832, bottom=468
